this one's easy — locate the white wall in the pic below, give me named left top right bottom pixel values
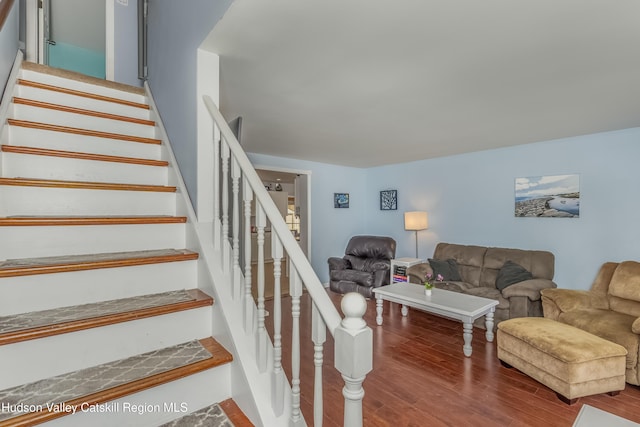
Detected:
left=0, top=1, right=18, bottom=98
left=364, top=127, right=640, bottom=290
left=146, top=0, right=233, bottom=210
left=248, top=153, right=368, bottom=284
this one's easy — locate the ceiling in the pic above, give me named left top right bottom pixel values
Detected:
left=256, top=169, right=297, bottom=184
left=202, top=0, right=640, bottom=168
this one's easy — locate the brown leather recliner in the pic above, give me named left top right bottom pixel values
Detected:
left=328, top=235, right=396, bottom=298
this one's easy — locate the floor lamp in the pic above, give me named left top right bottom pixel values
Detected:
left=404, top=211, right=428, bottom=259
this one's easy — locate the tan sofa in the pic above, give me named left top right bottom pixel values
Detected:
left=407, top=242, right=557, bottom=328
left=541, top=261, right=640, bottom=385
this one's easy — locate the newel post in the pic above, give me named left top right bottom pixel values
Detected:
left=334, top=292, right=372, bottom=427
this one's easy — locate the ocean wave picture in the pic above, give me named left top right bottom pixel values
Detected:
left=515, top=174, right=580, bottom=218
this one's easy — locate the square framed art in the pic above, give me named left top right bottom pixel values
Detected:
left=334, top=193, right=349, bottom=208
left=380, top=190, right=397, bottom=210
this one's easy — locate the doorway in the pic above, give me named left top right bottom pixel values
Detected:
left=252, top=167, right=311, bottom=300
left=25, top=0, right=110, bottom=79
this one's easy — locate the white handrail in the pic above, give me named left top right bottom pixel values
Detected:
left=203, top=95, right=342, bottom=334
left=202, top=95, right=372, bottom=427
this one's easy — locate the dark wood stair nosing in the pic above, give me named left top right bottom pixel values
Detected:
left=0, top=216, right=187, bottom=227
left=12, top=97, right=156, bottom=126
left=0, top=177, right=176, bottom=193
left=0, top=289, right=212, bottom=346
left=1, top=145, right=168, bottom=167
left=7, top=119, right=161, bottom=145
left=0, top=337, right=232, bottom=427
left=0, top=250, right=199, bottom=278
left=17, top=78, right=150, bottom=110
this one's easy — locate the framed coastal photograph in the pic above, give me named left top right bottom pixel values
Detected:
left=334, top=193, right=349, bottom=208
left=515, top=174, right=580, bottom=218
left=380, top=190, right=398, bottom=210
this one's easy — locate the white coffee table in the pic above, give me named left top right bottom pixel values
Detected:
left=373, top=282, right=499, bottom=357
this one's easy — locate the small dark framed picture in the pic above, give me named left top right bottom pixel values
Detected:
left=334, top=193, right=349, bottom=208
left=380, top=190, right=397, bottom=210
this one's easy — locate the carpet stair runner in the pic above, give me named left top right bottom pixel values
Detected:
left=0, top=338, right=232, bottom=426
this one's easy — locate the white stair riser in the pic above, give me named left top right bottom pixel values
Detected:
left=19, top=69, right=147, bottom=105
left=6, top=125, right=161, bottom=159
left=0, top=306, right=213, bottom=389
left=0, top=223, right=186, bottom=260
left=2, top=152, right=168, bottom=186
left=0, top=260, right=198, bottom=315
left=43, top=367, right=231, bottom=427
left=14, top=84, right=151, bottom=121
left=0, top=186, right=176, bottom=216
left=11, top=103, right=156, bottom=139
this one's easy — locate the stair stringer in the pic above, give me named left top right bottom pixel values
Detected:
left=146, top=85, right=280, bottom=426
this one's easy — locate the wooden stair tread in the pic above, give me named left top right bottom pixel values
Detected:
left=0, top=289, right=212, bottom=345
left=12, top=97, right=155, bottom=126
left=1, top=145, right=168, bottom=167
left=17, top=78, right=149, bottom=109
left=0, top=177, right=176, bottom=192
left=219, top=399, right=255, bottom=427
left=0, top=216, right=186, bottom=226
left=7, top=119, right=161, bottom=145
left=0, top=248, right=198, bottom=278
left=0, top=337, right=232, bottom=427
left=21, top=61, right=147, bottom=96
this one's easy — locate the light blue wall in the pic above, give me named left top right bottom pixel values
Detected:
left=113, top=0, right=140, bottom=87
left=49, top=42, right=105, bottom=79
left=364, top=127, right=640, bottom=290
left=0, top=1, right=18, bottom=97
left=146, top=0, right=233, bottom=209
left=247, top=153, right=368, bottom=284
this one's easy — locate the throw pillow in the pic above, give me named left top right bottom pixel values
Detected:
left=496, top=261, right=533, bottom=291
left=428, top=258, right=462, bottom=281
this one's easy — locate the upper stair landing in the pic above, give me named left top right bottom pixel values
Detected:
left=20, top=61, right=146, bottom=104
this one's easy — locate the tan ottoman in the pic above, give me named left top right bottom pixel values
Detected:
left=497, top=317, right=627, bottom=404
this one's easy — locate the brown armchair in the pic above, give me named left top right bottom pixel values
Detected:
left=541, top=261, right=640, bottom=385
left=328, top=235, right=396, bottom=298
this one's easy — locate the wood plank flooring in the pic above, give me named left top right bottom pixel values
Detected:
left=266, top=290, right=640, bottom=427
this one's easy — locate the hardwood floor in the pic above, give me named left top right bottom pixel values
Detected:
left=266, top=290, right=640, bottom=426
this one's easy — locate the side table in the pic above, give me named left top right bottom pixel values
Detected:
left=390, top=257, right=423, bottom=284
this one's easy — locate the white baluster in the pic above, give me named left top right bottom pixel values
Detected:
left=312, top=302, right=326, bottom=427
left=334, top=292, right=372, bottom=427
left=271, top=233, right=284, bottom=415
left=242, top=180, right=254, bottom=333
left=255, top=203, right=267, bottom=372
left=212, top=125, right=221, bottom=250
left=231, top=156, right=241, bottom=299
left=221, top=139, right=230, bottom=271
left=289, top=265, right=303, bottom=426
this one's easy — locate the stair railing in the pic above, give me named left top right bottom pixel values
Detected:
left=203, top=95, right=372, bottom=427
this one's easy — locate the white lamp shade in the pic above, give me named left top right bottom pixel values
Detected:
left=404, top=211, right=428, bottom=231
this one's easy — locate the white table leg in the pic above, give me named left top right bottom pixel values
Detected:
left=401, top=304, right=409, bottom=317
left=485, top=309, right=495, bottom=342
left=376, top=298, right=383, bottom=325
left=463, top=322, right=473, bottom=357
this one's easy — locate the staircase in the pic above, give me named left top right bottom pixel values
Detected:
left=0, top=54, right=375, bottom=426
left=0, top=61, right=247, bottom=426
